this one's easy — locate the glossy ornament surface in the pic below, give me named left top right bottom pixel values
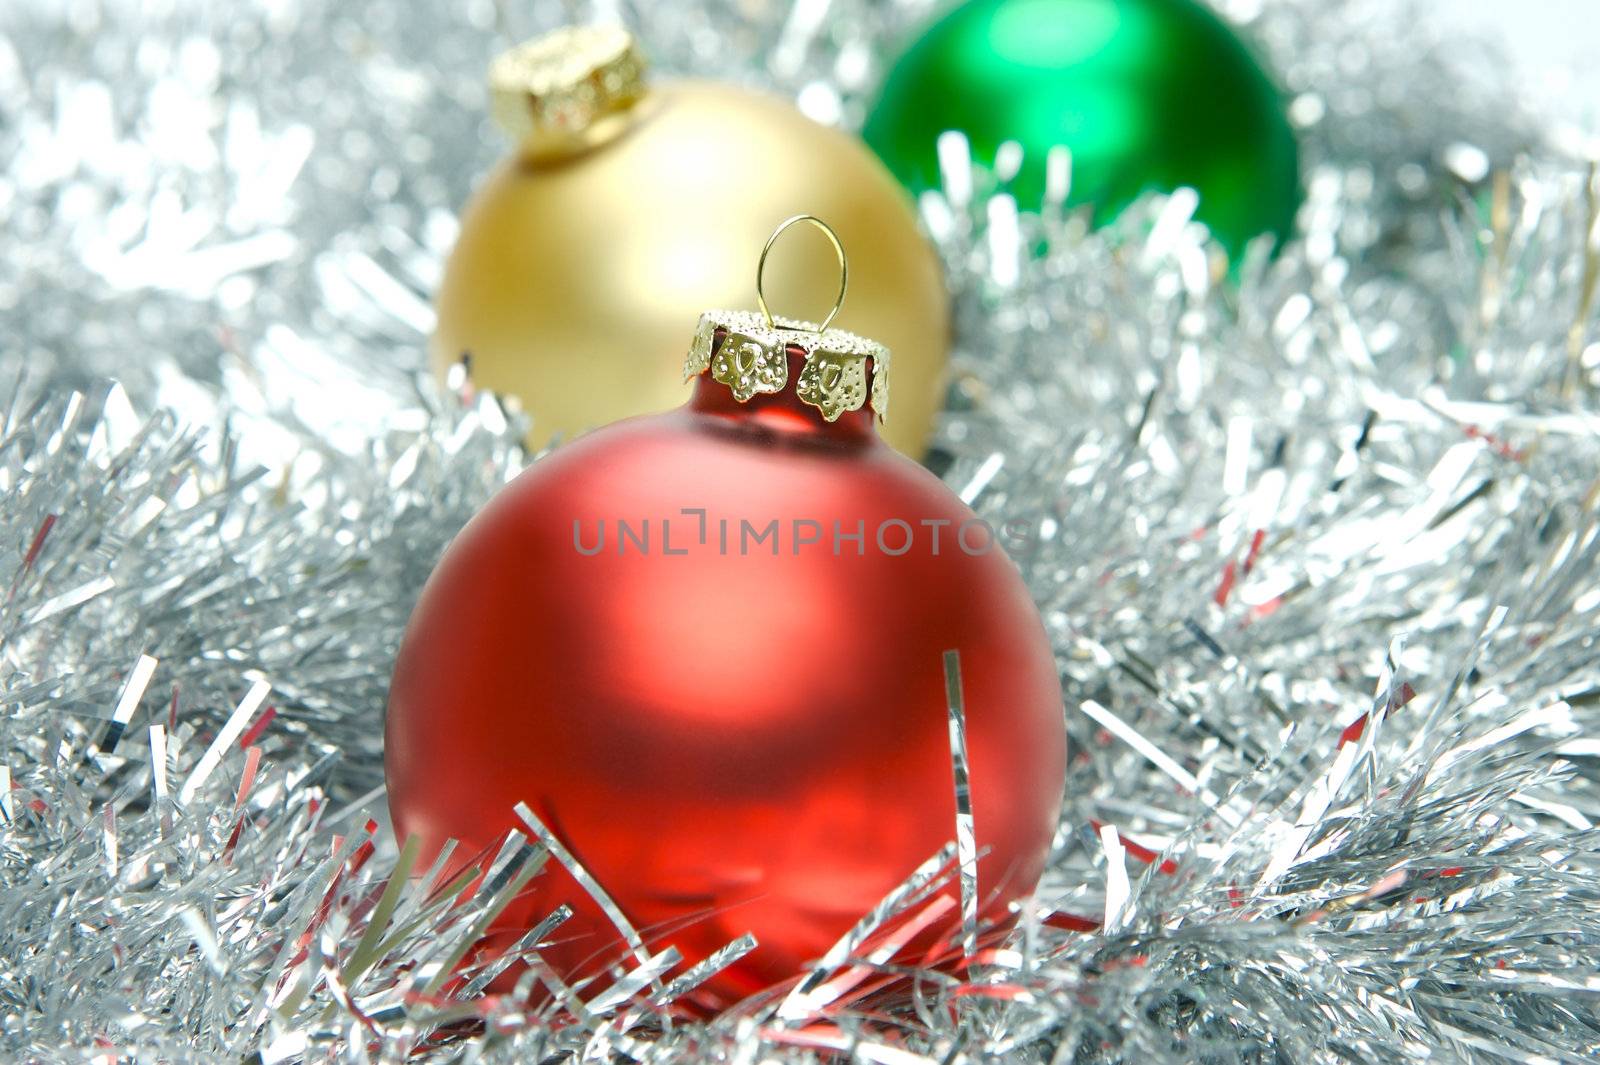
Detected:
left=434, top=31, right=949, bottom=456
left=388, top=282, right=1064, bottom=1007
left=862, top=0, right=1301, bottom=258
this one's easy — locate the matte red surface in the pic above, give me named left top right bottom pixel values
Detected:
left=385, top=346, right=1065, bottom=1008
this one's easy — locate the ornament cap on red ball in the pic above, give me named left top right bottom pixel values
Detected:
left=385, top=216, right=1066, bottom=1012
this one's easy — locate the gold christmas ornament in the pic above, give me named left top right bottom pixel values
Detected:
left=432, top=27, right=950, bottom=456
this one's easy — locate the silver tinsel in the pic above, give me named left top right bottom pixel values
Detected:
left=4, top=0, right=1600, bottom=1061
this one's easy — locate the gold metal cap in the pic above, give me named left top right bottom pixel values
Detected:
left=488, top=26, right=647, bottom=161
left=682, top=216, right=890, bottom=423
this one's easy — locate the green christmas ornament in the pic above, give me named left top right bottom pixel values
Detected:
left=862, top=0, right=1301, bottom=258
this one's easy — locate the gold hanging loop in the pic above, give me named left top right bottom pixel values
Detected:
left=755, top=214, right=849, bottom=334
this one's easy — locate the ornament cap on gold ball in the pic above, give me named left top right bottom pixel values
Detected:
left=488, top=25, right=647, bottom=162
left=684, top=215, right=891, bottom=424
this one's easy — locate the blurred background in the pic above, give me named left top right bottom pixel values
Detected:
left=1449, top=0, right=1600, bottom=126
left=3, top=0, right=1597, bottom=457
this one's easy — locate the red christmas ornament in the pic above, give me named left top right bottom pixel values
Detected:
left=385, top=218, right=1064, bottom=1009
